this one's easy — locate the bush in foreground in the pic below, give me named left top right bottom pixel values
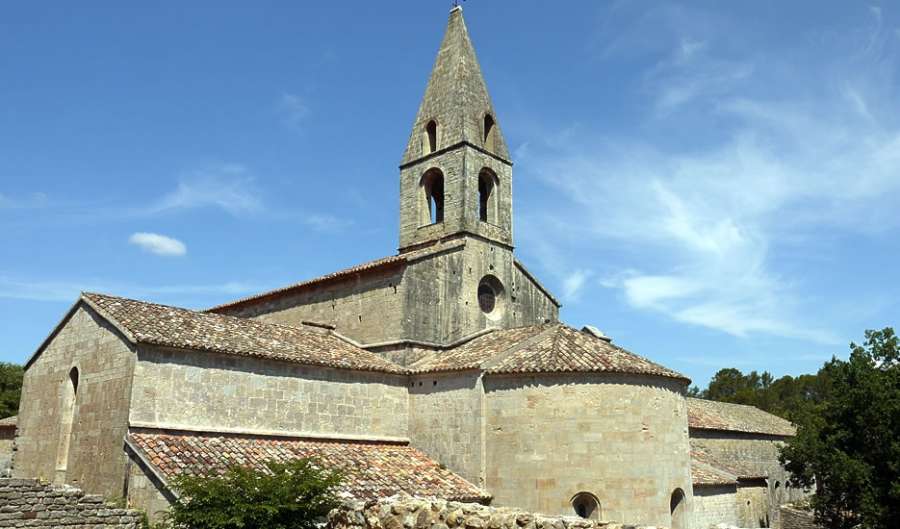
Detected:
left=159, top=458, right=342, bottom=529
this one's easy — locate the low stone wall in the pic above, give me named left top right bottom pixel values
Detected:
left=779, top=505, right=820, bottom=529
left=327, top=494, right=666, bottom=529
left=0, top=478, right=143, bottom=528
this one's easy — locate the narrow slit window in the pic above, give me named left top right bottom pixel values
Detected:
left=425, top=120, right=438, bottom=154
left=483, top=114, right=495, bottom=151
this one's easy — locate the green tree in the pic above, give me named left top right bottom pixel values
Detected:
left=779, top=327, right=900, bottom=529
left=0, top=362, right=24, bottom=418
left=161, top=458, right=342, bottom=529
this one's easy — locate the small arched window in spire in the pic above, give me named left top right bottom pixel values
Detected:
left=483, top=114, right=496, bottom=151
left=425, top=120, right=438, bottom=154
left=420, top=168, right=445, bottom=225
left=478, top=168, right=498, bottom=224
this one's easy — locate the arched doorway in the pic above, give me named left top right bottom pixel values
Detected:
left=670, top=488, right=686, bottom=529
left=570, top=492, right=601, bottom=520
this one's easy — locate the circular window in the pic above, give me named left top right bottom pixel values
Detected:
left=478, top=283, right=496, bottom=313
left=477, top=275, right=505, bottom=319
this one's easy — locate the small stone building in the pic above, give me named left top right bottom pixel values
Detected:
left=687, top=398, right=805, bottom=528
left=10, top=7, right=801, bottom=529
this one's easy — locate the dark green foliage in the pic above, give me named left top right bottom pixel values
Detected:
left=161, top=458, right=342, bottom=529
left=779, top=328, right=900, bottom=529
left=0, top=362, right=24, bottom=419
left=692, top=366, right=832, bottom=422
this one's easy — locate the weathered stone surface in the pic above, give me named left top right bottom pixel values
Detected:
left=0, top=478, right=142, bottom=528
left=328, top=495, right=667, bottom=529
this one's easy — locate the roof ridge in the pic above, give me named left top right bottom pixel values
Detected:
left=482, top=323, right=561, bottom=371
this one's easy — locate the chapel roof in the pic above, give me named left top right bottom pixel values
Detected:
left=410, top=323, right=689, bottom=382
left=80, top=292, right=404, bottom=374
left=128, top=430, right=490, bottom=503
left=0, top=415, right=16, bottom=428
left=690, top=450, right=739, bottom=486
left=690, top=448, right=768, bottom=481
left=687, top=397, right=796, bottom=437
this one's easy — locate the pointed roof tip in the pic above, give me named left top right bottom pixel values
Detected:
left=450, top=4, right=462, bottom=14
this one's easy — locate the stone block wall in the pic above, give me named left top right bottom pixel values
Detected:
left=403, top=240, right=558, bottom=346
left=218, top=266, right=407, bottom=346
left=327, top=494, right=667, bottom=529
left=736, top=483, right=769, bottom=528
left=409, top=372, right=485, bottom=487
left=14, top=304, right=135, bottom=499
left=692, top=485, right=738, bottom=528
left=482, top=373, right=692, bottom=526
left=130, top=346, right=409, bottom=438
left=0, top=478, right=143, bottom=528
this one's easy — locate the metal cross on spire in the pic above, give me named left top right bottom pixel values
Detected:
left=452, top=0, right=466, bottom=8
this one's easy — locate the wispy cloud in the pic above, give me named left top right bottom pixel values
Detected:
left=518, top=3, right=900, bottom=344
left=146, top=164, right=262, bottom=216
left=562, top=269, right=593, bottom=302
left=0, top=275, right=260, bottom=303
left=279, top=93, right=309, bottom=128
left=129, top=232, right=187, bottom=257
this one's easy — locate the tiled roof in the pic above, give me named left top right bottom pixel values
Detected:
left=411, top=323, right=689, bottom=382
left=690, top=450, right=738, bottom=486
left=690, top=447, right=768, bottom=480
left=128, top=430, right=489, bottom=503
left=0, top=415, right=16, bottom=427
left=207, top=241, right=465, bottom=313
left=687, top=398, right=796, bottom=437
left=82, top=293, right=404, bottom=374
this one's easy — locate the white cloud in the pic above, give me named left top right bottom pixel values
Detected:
left=0, top=275, right=259, bottom=303
left=148, top=164, right=262, bottom=215
left=279, top=93, right=309, bottom=128
left=518, top=4, right=900, bottom=344
left=562, top=269, right=594, bottom=301
left=128, top=233, right=187, bottom=256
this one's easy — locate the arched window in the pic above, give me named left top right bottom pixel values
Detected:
left=478, top=168, right=498, bottom=223
left=424, top=120, right=438, bottom=154
left=571, top=492, right=600, bottom=520
left=483, top=114, right=496, bottom=151
left=420, top=169, right=444, bottom=225
left=670, top=488, right=686, bottom=529
left=55, top=367, right=79, bottom=481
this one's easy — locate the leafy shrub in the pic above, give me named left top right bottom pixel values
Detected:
left=159, top=458, right=342, bottom=529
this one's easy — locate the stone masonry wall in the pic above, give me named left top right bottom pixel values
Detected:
left=482, top=373, right=692, bottom=526
left=0, top=478, right=142, bottom=528
left=408, top=372, right=485, bottom=487
left=219, top=266, right=406, bottom=346
left=130, top=346, right=409, bottom=438
left=14, top=304, right=135, bottom=499
left=327, top=494, right=667, bottom=529
left=692, top=485, right=738, bottom=529
left=403, top=240, right=558, bottom=346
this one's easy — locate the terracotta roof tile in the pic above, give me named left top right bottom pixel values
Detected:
left=411, top=323, right=688, bottom=381
left=128, top=430, right=489, bottom=503
left=687, top=398, right=796, bottom=437
left=690, top=450, right=739, bottom=486
left=0, top=415, right=16, bottom=427
left=82, top=293, right=404, bottom=374
left=691, top=448, right=768, bottom=480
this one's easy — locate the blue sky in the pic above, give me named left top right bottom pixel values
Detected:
left=2, top=1, right=898, bottom=387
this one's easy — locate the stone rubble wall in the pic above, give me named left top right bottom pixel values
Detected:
left=327, top=494, right=668, bottom=529
left=0, top=478, right=143, bottom=528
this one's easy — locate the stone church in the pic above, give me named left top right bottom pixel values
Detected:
left=11, top=7, right=802, bottom=529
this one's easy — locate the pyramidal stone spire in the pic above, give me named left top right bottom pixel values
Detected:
left=401, top=6, right=510, bottom=165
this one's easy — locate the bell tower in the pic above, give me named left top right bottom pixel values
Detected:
left=398, top=6, right=513, bottom=253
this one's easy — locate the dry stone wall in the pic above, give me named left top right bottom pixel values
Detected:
left=327, top=494, right=667, bottom=529
left=0, top=478, right=142, bottom=528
